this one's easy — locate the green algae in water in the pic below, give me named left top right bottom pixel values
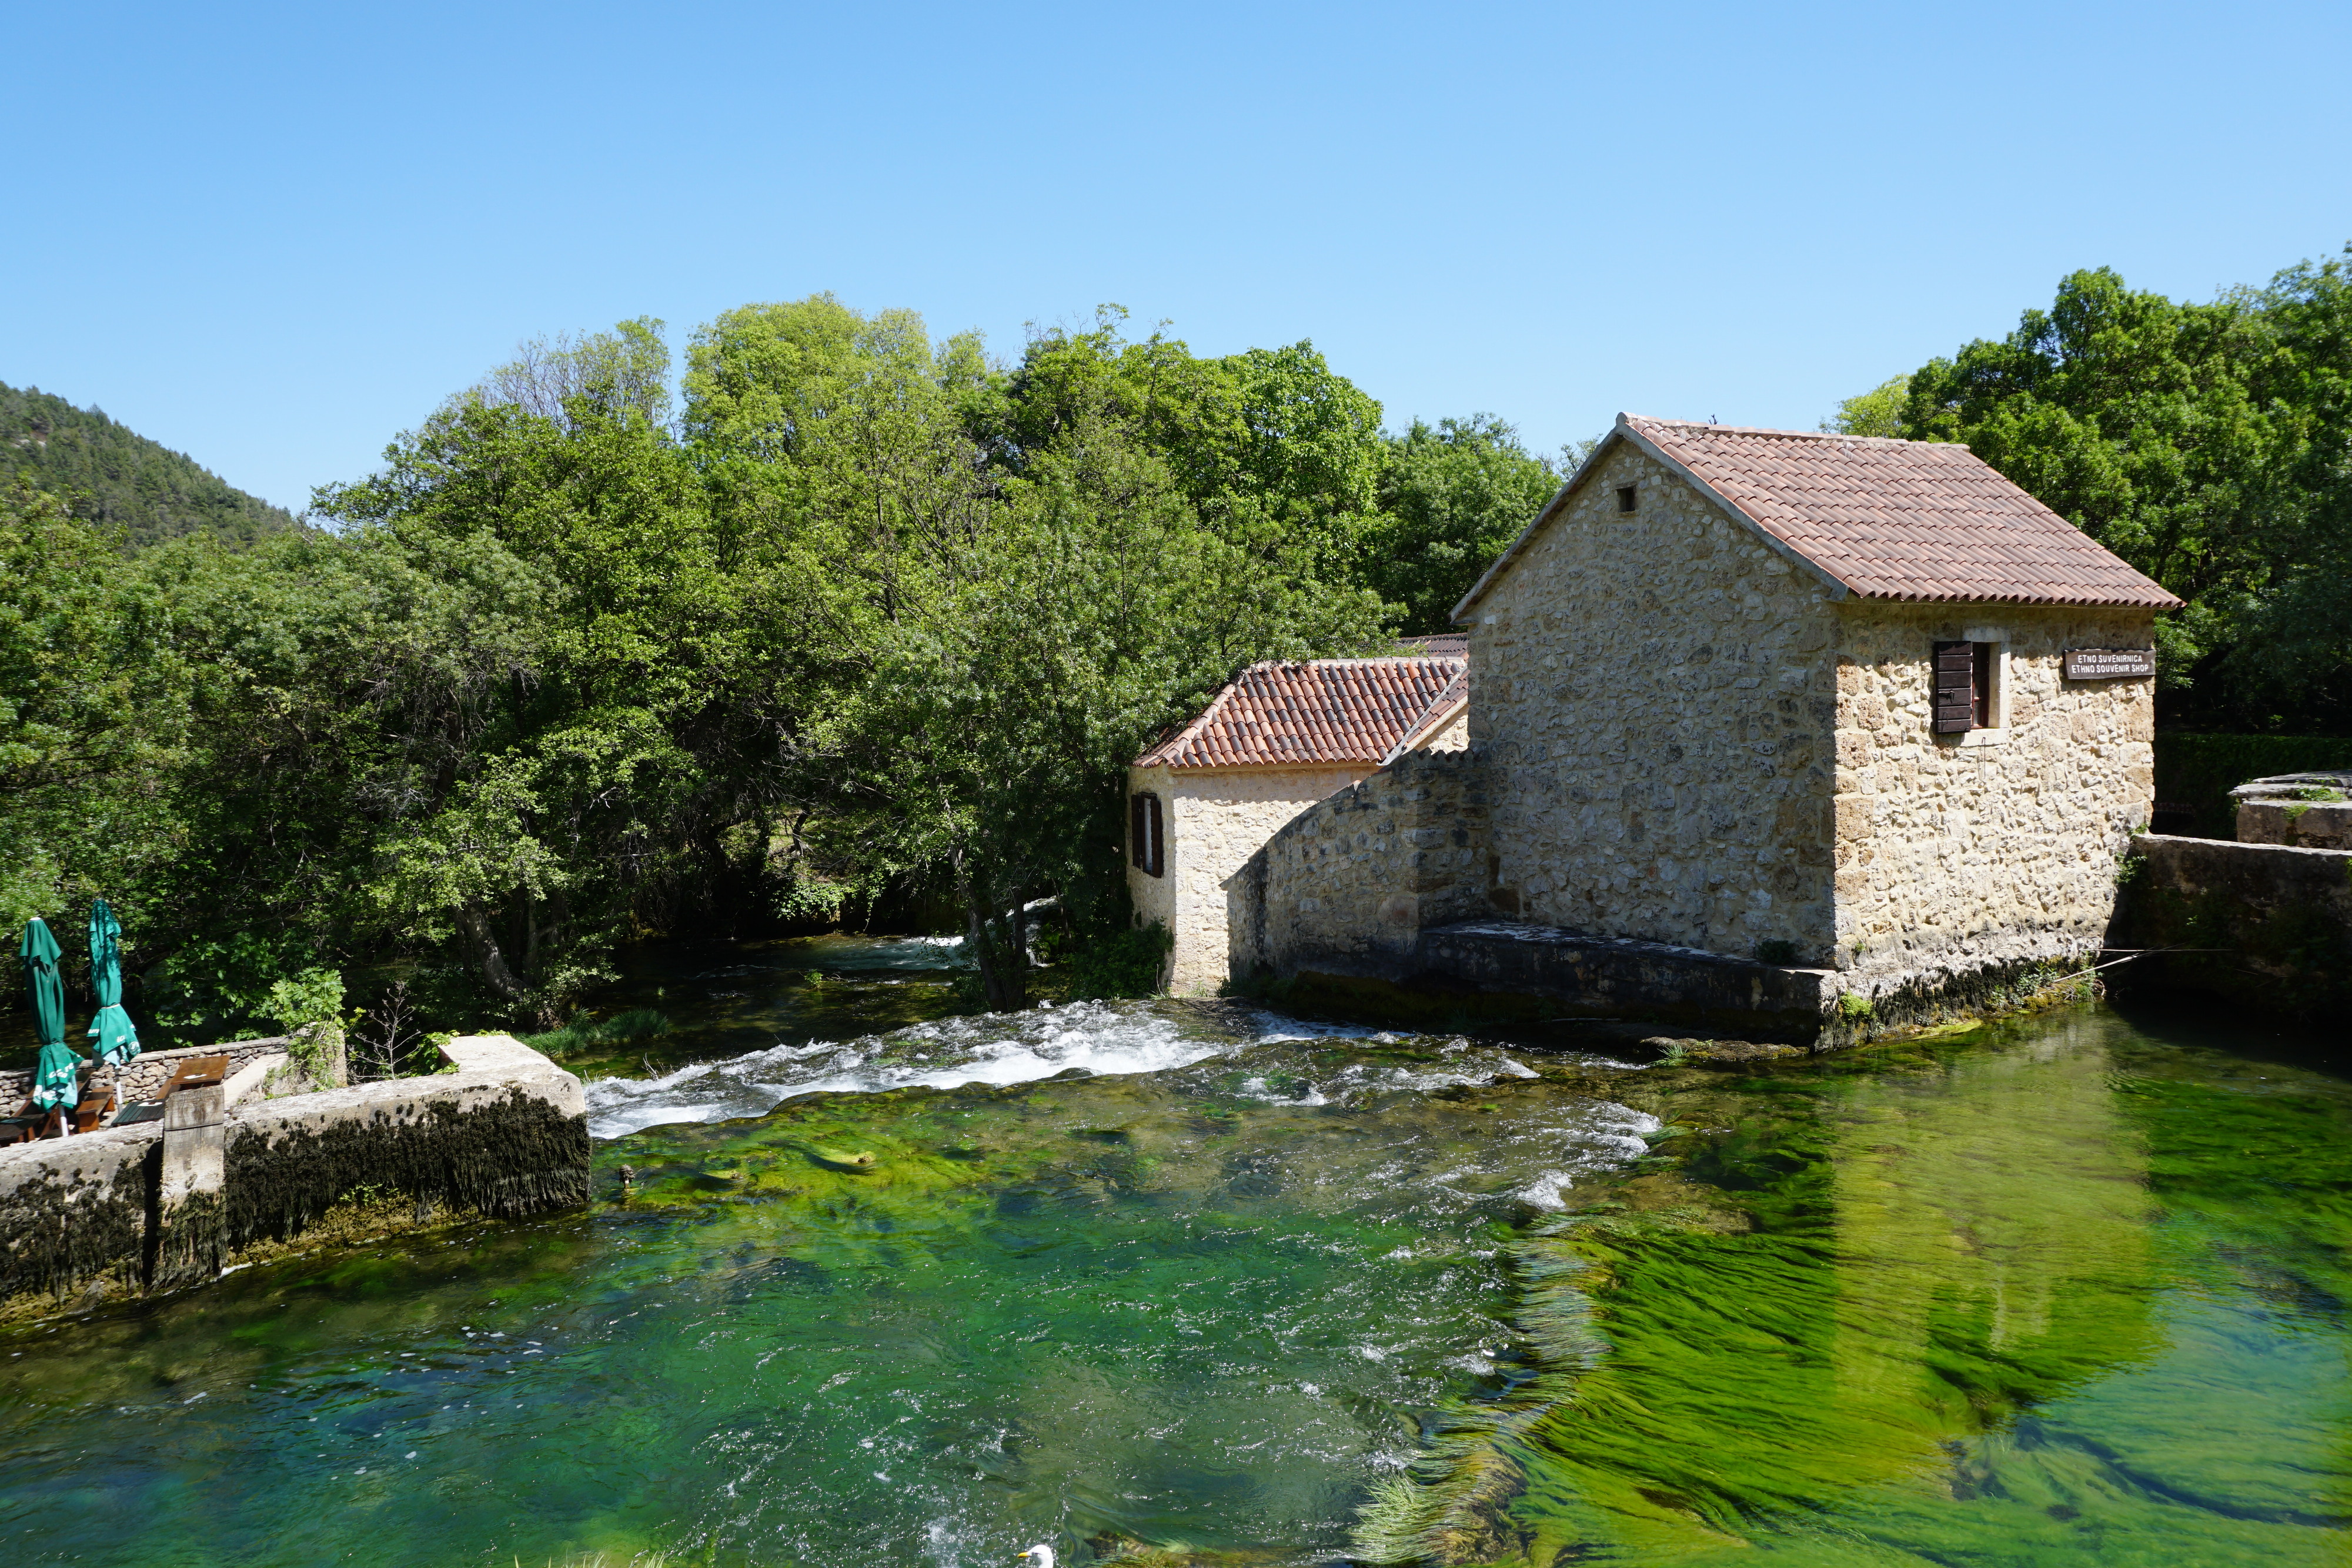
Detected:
left=9, top=988, right=2352, bottom=1567
left=1369, top=1005, right=2352, bottom=1565
left=0, top=1015, right=1653, bottom=1567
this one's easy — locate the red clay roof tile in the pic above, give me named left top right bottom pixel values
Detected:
left=1620, top=416, right=2181, bottom=609
left=1135, top=657, right=1467, bottom=770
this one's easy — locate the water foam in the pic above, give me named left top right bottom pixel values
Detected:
left=586, top=999, right=1237, bottom=1139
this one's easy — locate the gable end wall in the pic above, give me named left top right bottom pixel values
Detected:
left=1127, top=761, right=1376, bottom=993
left=1466, top=442, right=1841, bottom=960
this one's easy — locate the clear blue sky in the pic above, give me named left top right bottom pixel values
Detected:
left=9, top=0, right=2348, bottom=514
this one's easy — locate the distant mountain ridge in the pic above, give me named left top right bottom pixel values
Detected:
left=2, top=380, right=295, bottom=547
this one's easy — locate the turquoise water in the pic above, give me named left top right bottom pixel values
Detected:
left=1, top=956, right=2347, bottom=1567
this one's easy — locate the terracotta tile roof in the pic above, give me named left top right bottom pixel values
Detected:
left=1381, top=669, right=1468, bottom=764
left=1456, top=414, right=2182, bottom=615
left=1135, top=656, right=1466, bottom=770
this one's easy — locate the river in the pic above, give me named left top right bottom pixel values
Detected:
left=1, top=935, right=2346, bottom=1566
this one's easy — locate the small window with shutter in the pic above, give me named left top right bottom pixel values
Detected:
left=1130, top=791, right=1165, bottom=877
left=1933, top=640, right=2002, bottom=734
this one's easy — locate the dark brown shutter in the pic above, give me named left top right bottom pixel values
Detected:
left=1130, top=793, right=1147, bottom=870
left=1933, top=640, right=1975, bottom=734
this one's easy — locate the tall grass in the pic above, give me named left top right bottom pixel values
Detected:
left=521, top=1008, right=670, bottom=1059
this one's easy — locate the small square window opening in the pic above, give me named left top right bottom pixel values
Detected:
left=1615, top=485, right=1638, bottom=513
left=1933, top=639, right=2004, bottom=735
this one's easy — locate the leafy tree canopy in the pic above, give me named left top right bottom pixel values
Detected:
left=0, top=297, right=1564, bottom=1039
left=1834, top=249, right=2352, bottom=731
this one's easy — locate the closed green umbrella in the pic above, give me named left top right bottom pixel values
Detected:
left=20, top=918, right=81, bottom=1124
left=86, top=898, right=139, bottom=1069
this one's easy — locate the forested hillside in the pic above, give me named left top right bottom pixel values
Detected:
left=1, top=381, right=295, bottom=546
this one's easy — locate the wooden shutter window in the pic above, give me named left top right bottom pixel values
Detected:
left=1933, top=640, right=1975, bottom=734
left=1973, top=640, right=1994, bottom=729
left=1130, top=792, right=1164, bottom=877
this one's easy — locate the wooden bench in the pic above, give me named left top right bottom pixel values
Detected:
left=0, top=1054, right=234, bottom=1144
left=73, top=1084, right=116, bottom=1135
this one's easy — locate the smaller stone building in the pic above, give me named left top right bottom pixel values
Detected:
left=1128, top=649, right=1468, bottom=992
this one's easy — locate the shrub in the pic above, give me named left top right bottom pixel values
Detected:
left=1051, top=921, right=1173, bottom=1000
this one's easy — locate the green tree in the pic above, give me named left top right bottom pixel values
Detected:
left=1854, top=257, right=2352, bottom=729
left=0, top=476, right=190, bottom=931
left=124, top=321, right=802, bottom=1029
left=1823, top=375, right=1909, bottom=439
left=1365, top=415, right=1562, bottom=633
left=684, top=297, right=1389, bottom=1009
left=994, top=310, right=1389, bottom=588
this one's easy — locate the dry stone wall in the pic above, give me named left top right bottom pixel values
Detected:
left=1832, top=603, right=2157, bottom=994
left=1232, top=748, right=1494, bottom=981
left=1465, top=442, right=1842, bottom=961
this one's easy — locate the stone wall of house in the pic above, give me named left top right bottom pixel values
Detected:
left=1128, top=761, right=1375, bottom=994
left=1230, top=748, right=1495, bottom=982
left=1832, top=603, right=2158, bottom=995
left=1414, top=706, right=1469, bottom=754
left=1465, top=440, right=1843, bottom=960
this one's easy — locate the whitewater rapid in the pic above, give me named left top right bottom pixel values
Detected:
left=585, top=999, right=1286, bottom=1139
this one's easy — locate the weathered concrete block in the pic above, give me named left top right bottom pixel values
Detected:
left=154, top=1080, right=227, bottom=1289
left=2114, top=833, right=2352, bottom=1018
left=0, top=1033, right=587, bottom=1319
left=2233, top=771, right=2352, bottom=851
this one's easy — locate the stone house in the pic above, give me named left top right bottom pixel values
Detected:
left=1230, top=414, right=2181, bottom=1037
left=1128, top=645, right=1468, bottom=992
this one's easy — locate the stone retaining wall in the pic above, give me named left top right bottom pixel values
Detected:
left=0, top=1034, right=587, bottom=1318
left=2113, top=834, right=2352, bottom=1018
left=1230, top=747, right=1496, bottom=983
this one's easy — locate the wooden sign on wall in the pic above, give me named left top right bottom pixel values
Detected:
left=2063, top=648, right=2156, bottom=681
